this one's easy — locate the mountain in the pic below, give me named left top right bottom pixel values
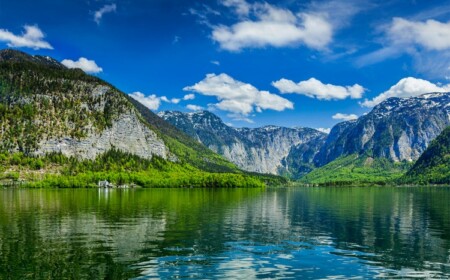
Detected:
left=126, top=99, right=237, bottom=172
left=314, top=92, right=450, bottom=166
left=303, top=92, right=450, bottom=184
left=0, top=49, right=239, bottom=172
left=402, top=126, right=450, bottom=184
left=301, top=154, right=411, bottom=185
left=0, top=50, right=173, bottom=160
left=0, top=49, right=275, bottom=188
left=158, top=110, right=326, bottom=178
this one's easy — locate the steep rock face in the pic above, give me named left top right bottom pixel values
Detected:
left=36, top=112, right=168, bottom=160
left=403, top=126, right=450, bottom=184
left=159, top=111, right=326, bottom=177
left=0, top=49, right=169, bottom=160
left=315, top=92, right=450, bottom=166
left=313, top=120, right=357, bottom=166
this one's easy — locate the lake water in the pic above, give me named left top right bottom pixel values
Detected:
left=0, top=187, right=449, bottom=279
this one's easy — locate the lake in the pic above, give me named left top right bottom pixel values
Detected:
left=0, top=187, right=449, bottom=279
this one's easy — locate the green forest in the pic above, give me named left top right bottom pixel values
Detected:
left=299, top=154, right=412, bottom=186
left=0, top=149, right=287, bottom=188
left=400, top=126, right=450, bottom=185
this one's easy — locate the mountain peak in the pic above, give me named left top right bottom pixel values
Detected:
left=160, top=110, right=327, bottom=178
left=0, top=49, right=65, bottom=69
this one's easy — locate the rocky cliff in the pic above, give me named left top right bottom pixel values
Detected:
left=315, top=92, right=450, bottom=166
left=158, top=111, right=326, bottom=177
left=0, top=50, right=171, bottom=161
left=403, top=125, right=450, bottom=184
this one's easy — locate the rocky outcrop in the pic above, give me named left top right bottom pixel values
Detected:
left=36, top=112, right=168, bottom=160
left=403, top=126, right=450, bottom=183
left=0, top=49, right=171, bottom=161
left=158, top=111, right=326, bottom=177
left=315, top=92, right=450, bottom=166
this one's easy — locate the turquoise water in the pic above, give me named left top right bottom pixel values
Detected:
left=0, top=187, right=449, bottom=279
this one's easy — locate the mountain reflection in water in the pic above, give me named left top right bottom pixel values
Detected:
left=0, top=187, right=449, bottom=279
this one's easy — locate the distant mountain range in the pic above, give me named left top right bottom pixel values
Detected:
left=161, top=93, right=450, bottom=183
left=1, top=48, right=449, bottom=185
left=158, top=110, right=326, bottom=178
left=314, top=92, right=450, bottom=166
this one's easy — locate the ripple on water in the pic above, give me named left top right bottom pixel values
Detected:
left=1, top=187, right=450, bottom=279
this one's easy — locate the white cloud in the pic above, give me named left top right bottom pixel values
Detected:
left=160, top=96, right=170, bottom=103
left=212, top=1, right=333, bottom=51
left=332, top=113, right=358, bottom=121
left=316, top=128, right=331, bottom=134
left=61, top=57, right=103, bottom=73
left=356, top=17, right=450, bottom=78
left=183, top=73, right=293, bottom=120
left=186, top=104, right=204, bottom=111
left=161, top=96, right=181, bottom=104
left=129, top=92, right=161, bottom=110
left=94, top=4, right=117, bottom=24
left=387, top=18, right=450, bottom=51
left=131, top=92, right=185, bottom=110
left=222, top=0, right=251, bottom=17
left=272, top=77, right=365, bottom=100
left=183, top=93, right=195, bottom=100
left=210, top=60, right=220, bottom=66
left=360, top=77, right=450, bottom=107
left=0, top=25, right=53, bottom=50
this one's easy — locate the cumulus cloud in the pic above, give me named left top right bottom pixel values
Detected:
left=183, top=93, right=195, bottom=100
left=61, top=57, right=103, bottom=73
left=316, top=128, right=331, bottom=134
left=272, top=77, right=365, bottom=100
left=130, top=91, right=192, bottom=110
left=94, top=4, right=117, bottom=24
left=360, top=77, right=450, bottom=107
left=160, top=96, right=170, bottom=103
left=387, top=18, right=450, bottom=51
left=129, top=92, right=161, bottom=110
left=212, top=1, right=332, bottom=51
left=160, top=96, right=181, bottom=104
left=183, top=73, right=293, bottom=120
left=332, top=113, right=358, bottom=121
left=0, top=25, right=53, bottom=50
left=186, top=104, right=204, bottom=111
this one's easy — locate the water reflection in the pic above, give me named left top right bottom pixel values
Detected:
left=0, top=187, right=449, bottom=279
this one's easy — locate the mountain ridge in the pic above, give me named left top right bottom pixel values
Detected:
left=402, top=125, right=450, bottom=184
left=0, top=49, right=239, bottom=173
left=314, top=92, right=450, bottom=166
left=159, top=110, right=326, bottom=178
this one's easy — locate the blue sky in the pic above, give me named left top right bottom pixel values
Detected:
left=1, top=0, right=450, bottom=131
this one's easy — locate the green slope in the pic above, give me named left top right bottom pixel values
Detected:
left=0, top=49, right=272, bottom=187
left=401, top=126, right=450, bottom=184
left=300, top=154, right=412, bottom=185
left=127, top=97, right=238, bottom=173
left=0, top=149, right=266, bottom=188
left=0, top=49, right=235, bottom=171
